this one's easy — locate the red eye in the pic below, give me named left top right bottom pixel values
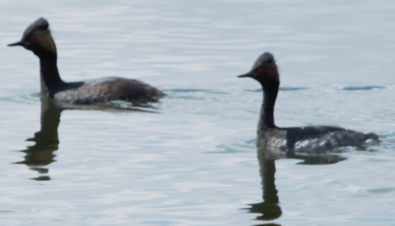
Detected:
left=28, top=36, right=35, bottom=42
left=257, top=67, right=264, bottom=74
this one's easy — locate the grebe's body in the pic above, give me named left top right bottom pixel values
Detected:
left=239, top=52, right=379, bottom=154
left=9, top=18, right=164, bottom=104
left=39, top=76, right=163, bottom=104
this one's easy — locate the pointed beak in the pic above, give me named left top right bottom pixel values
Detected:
left=237, top=71, right=254, bottom=78
left=7, top=41, right=24, bottom=47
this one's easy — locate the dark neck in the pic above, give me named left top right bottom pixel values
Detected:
left=258, top=80, right=279, bottom=129
left=39, top=56, right=64, bottom=97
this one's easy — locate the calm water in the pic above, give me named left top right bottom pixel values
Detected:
left=1, top=0, right=395, bottom=225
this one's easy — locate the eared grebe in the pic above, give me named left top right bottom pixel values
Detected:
left=238, top=52, right=379, bottom=154
left=8, top=18, right=165, bottom=104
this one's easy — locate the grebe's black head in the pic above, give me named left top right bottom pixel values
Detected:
left=8, top=17, right=57, bottom=58
left=238, top=52, right=279, bottom=84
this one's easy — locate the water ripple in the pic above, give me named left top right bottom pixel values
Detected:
left=342, top=86, right=386, bottom=91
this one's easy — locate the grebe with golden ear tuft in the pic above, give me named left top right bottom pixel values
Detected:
left=8, top=17, right=165, bottom=104
left=238, top=52, right=379, bottom=154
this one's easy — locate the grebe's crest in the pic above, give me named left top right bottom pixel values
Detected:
left=23, top=18, right=57, bottom=56
left=252, top=52, right=275, bottom=71
left=253, top=52, right=279, bottom=81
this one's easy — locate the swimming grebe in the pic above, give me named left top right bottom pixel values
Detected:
left=238, top=52, right=379, bottom=154
left=8, top=18, right=165, bottom=104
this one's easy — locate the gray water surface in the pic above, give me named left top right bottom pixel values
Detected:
left=1, top=0, right=395, bottom=225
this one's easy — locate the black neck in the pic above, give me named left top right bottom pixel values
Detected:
left=258, top=80, right=279, bottom=129
left=39, top=56, right=64, bottom=97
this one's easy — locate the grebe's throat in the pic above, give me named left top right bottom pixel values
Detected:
left=259, top=80, right=279, bottom=129
left=39, top=57, right=64, bottom=97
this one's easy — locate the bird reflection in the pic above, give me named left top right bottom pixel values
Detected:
left=14, top=97, right=156, bottom=181
left=15, top=98, right=62, bottom=181
left=246, top=144, right=345, bottom=225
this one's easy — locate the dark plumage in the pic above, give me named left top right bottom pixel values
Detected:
left=238, top=52, right=379, bottom=154
left=8, top=17, right=164, bottom=104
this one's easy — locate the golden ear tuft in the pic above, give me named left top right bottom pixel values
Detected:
left=268, top=63, right=280, bottom=81
left=32, top=29, right=57, bottom=56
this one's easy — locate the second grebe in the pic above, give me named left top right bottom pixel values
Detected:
left=238, top=52, right=379, bottom=154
